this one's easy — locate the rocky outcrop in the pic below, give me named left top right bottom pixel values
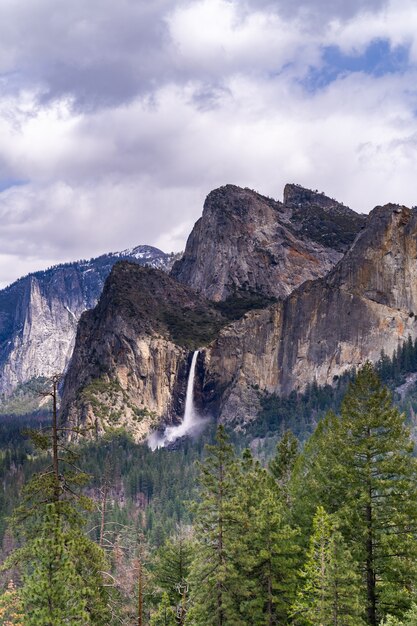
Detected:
left=203, top=204, right=417, bottom=424
left=60, top=263, right=229, bottom=441
left=171, top=184, right=365, bottom=301
left=0, top=246, right=176, bottom=397
left=59, top=190, right=417, bottom=439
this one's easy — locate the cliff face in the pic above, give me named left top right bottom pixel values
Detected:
left=171, top=184, right=365, bottom=301
left=59, top=187, right=417, bottom=439
left=203, top=204, right=417, bottom=424
left=60, top=263, right=227, bottom=441
left=0, top=246, right=176, bottom=396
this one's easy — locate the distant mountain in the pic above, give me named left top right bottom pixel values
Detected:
left=0, top=245, right=179, bottom=399
left=171, top=184, right=365, bottom=301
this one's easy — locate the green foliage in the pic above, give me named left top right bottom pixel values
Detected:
left=0, top=580, right=24, bottom=626
left=162, top=289, right=277, bottom=349
left=291, top=364, right=417, bottom=624
left=4, top=363, right=417, bottom=624
left=19, top=504, right=90, bottom=625
left=188, top=426, right=243, bottom=626
left=1, top=389, right=112, bottom=626
left=269, top=429, right=299, bottom=497
left=214, top=289, right=277, bottom=320
left=150, top=592, right=177, bottom=626
left=152, top=528, right=195, bottom=608
left=381, top=605, right=417, bottom=625
left=253, top=371, right=354, bottom=440
left=292, top=506, right=364, bottom=626
left=231, top=452, right=300, bottom=624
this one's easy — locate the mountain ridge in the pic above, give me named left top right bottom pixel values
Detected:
left=171, top=183, right=366, bottom=301
left=0, top=245, right=178, bottom=400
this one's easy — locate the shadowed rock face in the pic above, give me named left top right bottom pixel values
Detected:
left=171, top=184, right=365, bottom=301
left=203, top=204, right=417, bottom=424
left=0, top=246, right=175, bottom=396
left=60, top=263, right=230, bottom=441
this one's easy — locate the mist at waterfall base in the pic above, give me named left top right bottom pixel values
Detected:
left=148, top=351, right=208, bottom=450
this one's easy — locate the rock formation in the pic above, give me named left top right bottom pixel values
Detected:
left=203, top=203, right=417, bottom=424
left=59, top=186, right=417, bottom=440
left=0, top=246, right=176, bottom=397
left=60, top=263, right=228, bottom=440
left=171, top=184, right=365, bottom=301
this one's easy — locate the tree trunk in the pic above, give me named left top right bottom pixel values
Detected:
left=51, top=375, right=60, bottom=503
left=366, top=497, right=376, bottom=625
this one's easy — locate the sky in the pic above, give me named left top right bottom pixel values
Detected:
left=0, top=0, right=417, bottom=287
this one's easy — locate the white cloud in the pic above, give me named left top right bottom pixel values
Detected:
left=0, top=0, right=417, bottom=286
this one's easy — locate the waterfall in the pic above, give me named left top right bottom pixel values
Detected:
left=148, top=350, right=205, bottom=449
left=181, top=350, right=199, bottom=432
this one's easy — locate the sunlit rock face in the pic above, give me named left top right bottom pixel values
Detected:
left=171, top=184, right=365, bottom=301
left=203, top=204, right=417, bottom=425
left=0, top=246, right=176, bottom=395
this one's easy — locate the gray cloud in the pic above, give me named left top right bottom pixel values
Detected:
left=0, top=0, right=178, bottom=110
left=238, top=0, right=388, bottom=21
left=0, top=0, right=391, bottom=113
left=0, top=0, right=416, bottom=289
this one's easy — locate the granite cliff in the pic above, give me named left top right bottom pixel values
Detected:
left=61, top=183, right=403, bottom=440
left=171, top=184, right=365, bottom=300
left=0, top=246, right=177, bottom=400
left=203, top=203, right=417, bottom=424
left=60, top=263, right=231, bottom=440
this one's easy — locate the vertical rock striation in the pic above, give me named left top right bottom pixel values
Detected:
left=204, top=204, right=417, bottom=424
left=0, top=246, right=176, bottom=396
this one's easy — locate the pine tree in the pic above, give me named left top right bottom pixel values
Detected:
left=150, top=593, right=177, bottom=626
left=152, top=527, right=194, bottom=622
left=269, top=430, right=299, bottom=503
left=292, top=364, right=417, bottom=624
left=292, top=506, right=364, bottom=626
left=19, top=504, right=90, bottom=625
left=381, top=604, right=417, bottom=625
left=232, top=454, right=299, bottom=625
left=188, top=426, right=243, bottom=626
left=2, top=375, right=111, bottom=625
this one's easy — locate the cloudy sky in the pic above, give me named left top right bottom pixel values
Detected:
left=0, top=0, right=416, bottom=287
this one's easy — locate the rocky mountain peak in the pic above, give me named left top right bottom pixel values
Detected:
left=283, top=183, right=345, bottom=210
left=203, top=185, right=283, bottom=219
left=171, top=183, right=365, bottom=301
left=0, top=244, right=176, bottom=400
left=328, top=203, right=417, bottom=309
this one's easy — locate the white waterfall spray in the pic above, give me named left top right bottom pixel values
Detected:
left=148, top=350, right=206, bottom=450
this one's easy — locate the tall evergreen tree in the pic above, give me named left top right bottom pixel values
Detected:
left=269, top=430, right=299, bottom=484
left=187, top=426, right=242, bottom=626
left=292, top=506, right=364, bottom=626
left=150, top=592, right=177, bottom=626
left=291, top=364, right=417, bottom=625
left=232, top=452, right=299, bottom=625
left=152, top=527, right=194, bottom=623
left=2, top=375, right=111, bottom=625
left=20, top=504, right=90, bottom=626
left=269, top=430, right=299, bottom=505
